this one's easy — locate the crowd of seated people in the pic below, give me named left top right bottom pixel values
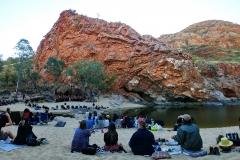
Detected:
left=55, top=95, right=86, bottom=102
left=71, top=118, right=158, bottom=155
left=83, top=112, right=114, bottom=129
left=54, top=103, right=109, bottom=111
left=24, top=101, right=44, bottom=110
left=0, top=96, right=19, bottom=106
left=121, top=115, right=135, bottom=128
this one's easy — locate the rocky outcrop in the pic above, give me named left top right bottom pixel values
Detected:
left=34, top=10, right=235, bottom=104
left=159, top=20, right=240, bottom=60
left=159, top=20, right=240, bottom=100
left=195, top=62, right=240, bottom=98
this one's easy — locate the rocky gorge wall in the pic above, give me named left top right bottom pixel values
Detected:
left=159, top=20, right=240, bottom=101
left=34, top=10, right=237, bottom=105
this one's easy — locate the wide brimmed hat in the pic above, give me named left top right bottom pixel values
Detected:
left=218, top=137, right=233, bottom=147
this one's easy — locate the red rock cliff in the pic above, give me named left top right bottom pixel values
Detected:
left=159, top=20, right=240, bottom=100
left=34, top=10, right=228, bottom=103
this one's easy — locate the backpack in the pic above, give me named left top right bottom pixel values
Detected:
left=81, top=144, right=99, bottom=155
left=26, top=134, right=39, bottom=146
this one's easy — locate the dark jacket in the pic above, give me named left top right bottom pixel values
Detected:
left=129, top=129, right=155, bottom=155
left=112, top=114, right=119, bottom=122
left=173, top=124, right=203, bottom=150
left=104, top=132, right=118, bottom=146
left=13, top=124, right=33, bottom=145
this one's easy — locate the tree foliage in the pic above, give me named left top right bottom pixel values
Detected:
left=44, top=56, right=65, bottom=82
left=65, top=59, right=116, bottom=91
left=0, top=54, right=4, bottom=72
left=3, top=57, right=19, bottom=65
left=14, top=39, right=35, bottom=92
left=23, top=59, right=41, bottom=89
left=14, top=39, right=35, bottom=59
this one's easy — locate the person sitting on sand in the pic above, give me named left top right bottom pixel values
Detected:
left=96, top=116, right=105, bottom=129
left=71, top=120, right=94, bottom=152
left=22, top=108, right=34, bottom=122
left=137, top=115, right=144, bottom=123
left=86, top=116, right=94, bottom=129
left=172, top=115, right=183, bottom=131
left=0, top=112, right=15, bottom=140
left=145, top=116, right=151, bottom=125
left=104, top=123, right=119, bottom=151
left=45, top=110, right=54, bottom=121
left=33, top=112, right=40, bottom=123
left=171, top=114, right=203, bottom=150
left=128, top=117, right=134, bottom=128
left=112, top=113, right=119, bottom=124
left=104, top=115, right=110, bottom=128
left=6, top=108, right=11, bottom=116
left=13, top=118, right=37, bottom=145
left=121, top=115, right=130, bottom=128
left=129, top=121, right=155, bottom=155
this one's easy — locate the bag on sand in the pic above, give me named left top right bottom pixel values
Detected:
left=82, top=144, right=99, bottom=155
left=26, top=134, right=39, bottom=146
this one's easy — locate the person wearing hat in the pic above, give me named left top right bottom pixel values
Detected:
left=218, top=137, right=233, bottom=153
left=171, top=114, right=203, bottom=150
left=13, top=118, right=37, bottom=145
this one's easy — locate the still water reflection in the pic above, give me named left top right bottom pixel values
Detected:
left=139, top=105, right=240, bottom=128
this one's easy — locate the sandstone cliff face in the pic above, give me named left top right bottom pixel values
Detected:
left=159, top=20, right=240, bottom=49
left=159, top=20, right=240, bottom=100
left=159, top=20, right=240, bottom=60
left=34, top=10, right=228, bottom=103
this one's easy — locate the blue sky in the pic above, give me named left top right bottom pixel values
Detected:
left=0, top=0, right=240, bottom=60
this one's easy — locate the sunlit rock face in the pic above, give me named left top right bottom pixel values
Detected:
left=159, top=20, right=240, bottom=56
left=159, top=20, right=240, bottom=100
left=34, top=10, right=229, bottom=103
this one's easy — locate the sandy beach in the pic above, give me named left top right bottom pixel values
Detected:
left=0, top=97, right=240, bottom=160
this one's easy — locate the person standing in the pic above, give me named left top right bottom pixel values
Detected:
left=171, top=114, right=203, bottom=150
left=129, top=121, right=155, bottom=155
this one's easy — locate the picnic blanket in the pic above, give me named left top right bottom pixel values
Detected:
left=161, top=145, right=182, bottom=155
left=165, top=141, right=178, bottom=146
left=182, top=148, right=207, bottom=158
left=54, top=121, right=66, bottom=127
left=0, top=140, right=26, bottom=152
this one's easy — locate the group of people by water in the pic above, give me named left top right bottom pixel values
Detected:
left=1, top=107, right=234, bottom=156
left=71, top=112, right=204, bottom=155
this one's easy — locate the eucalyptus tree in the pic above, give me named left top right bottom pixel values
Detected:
left=0, top=54, right=3, bottom=72
left=44, top=56, right=65, bottom=96
left=24, top=60, right=41, bottom=89
left=64, top=59, right=116, bottom=99
left=14, top=39, right=35, bottom=92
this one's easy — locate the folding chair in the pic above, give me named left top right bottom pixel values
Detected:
left=39, top=113, right=48, bottom=125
